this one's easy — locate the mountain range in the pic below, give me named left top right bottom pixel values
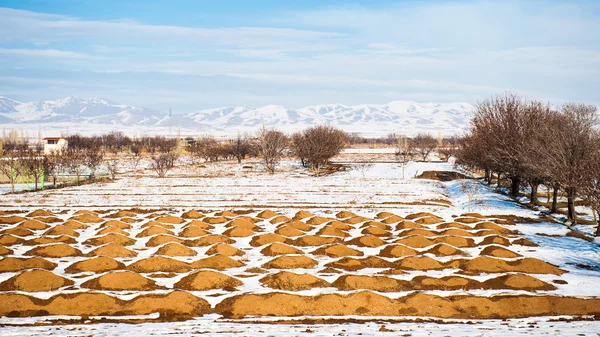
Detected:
left=0, top=96, right=474, bottom=136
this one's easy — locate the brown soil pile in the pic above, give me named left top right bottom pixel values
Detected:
left=203, top=216, right=230, bottom=224
left=413, top=275, right=479, bottom=290
left=292, top=235, right=343, bottom=247
left=84, top=233, right=136, bottom=246
left=437, top=222, right=473, bottom=230
left=128, top=256, right=191, bottom=273
left=136, top=226, right=174, bottom=238
left=105, top=210, right=138, bottom=218
left=333, top=275, right=409, bottom=292
left=293, top=210, right=313, bottom=220
left=512, top=238, right=539, bottom=247
left=483, top=274, right=556, bottom=291
left=70, top=213, right=103, bottom=223
left=262, top=256, right=318, bottom=269
left=379, top=244, right=418, bottom=258
left=62, top=220, right=87, bottom=230
left=480, top=245, right=521, bottom=258
left=395, top=235, right=435, bottom=248
left=361, top=226, right=390, bottom=237
left=43, top=225, right=79, bottom=237
left=65, top=256, right=126, bottom=273
left=27, top=210, right=54, bottom=217
left=181, top=210, right=204, bottom=219
left=156, top=242, right=198, bottom=256
left=480, top=235, right=511, bottom=246
left=215, top=210, right=237, bottom=217
left=24, top=235, right=77, bottom=246
left=0, top=270, right=73, bottom=292
left=257, top=210, right=279, bottom=219
left=206, top=243, right=244, bottom=256
left=187, top=220, right=214, bottom=229
left=154, top=215, right=185, bottom=224
left=395, top=220, right=423, bottom=230
left=415, top=216, right=445, bottom=225
left=325, top=257, right=394, bottom=271
left=18, top=219, right=49, bottom=230
left=336, top=210, right=357, bottom=219
left=179, top=226, right=210, bottom=238
left=260, top=271, right=330, bottom=291
left=434, top=236, right=476, bottom=248
left=0, top=257, right=57, bottom=272
left=438, top=229, right=476, bottom=237
left=346, top=235, right=386, bottom=248
left=405, top=212, right=437, bottom=220
left=399, top=228, right=437, bottom=237
left=189, top=235, right=235, bottom=247
left=226, top=218, right=260, bottom=230
left=283, top=220, right=312, bottom=231
left=36, top=216, right=64, bottom=223
left=343, top=216, right=370, bottom=225
left=454, top=217, right=482, bottom=224
left=397, top=256, right=446, bottom=270
left=425, top=243, right=466, bottom=257
left=146, top=234, right=185, bottom=247
left=82, top=271, right=163, bottom=290
left=250, top=233, right=290, bottom=247
left=416, top=170, right=469, bottom=181
left=24, top=243, right=82, bottom=258
left=0, top=291, right=210, bottom=317
left=223, top=227, right=256, bottom=237
left=275, top=225, right=305, bottom=237
left=316, top=226, right=349, bottom=238
left=380, top=215, right=404, bottom=224
left=97, top=226, right=128, bottom=236
left=141, top=221, right=175, bottom=229
left=460, top=257, right=565, bottom=275
left=1, top=227, right=34, bottom=237
left=175, top=270, right=242, bottom=290
left=86, top=243, right=138, bottom=258
left=100, top=220, right=132, bottom=230
left=270, top=215, right=291, bottom=224
left=0, top=246, right=13, bottom=255
left=474, top=222, right=513, bottom=234
left=0, top=234, right=25, bottom=245
left=191, top=255, right=245, bottom=270
left=306, top=216, right=332, bottom=225
left=312, top=244, right=364, bottom=257
left=260, top=243, right=304, bottom=256
left=361, top=221, right=388, bottom=229
left=318, top=267, right=342, bottom=274
left=0, top=216, right=26, bottom=224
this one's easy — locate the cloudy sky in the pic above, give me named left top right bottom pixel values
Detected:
left=0, top=0, right=598, bottom=113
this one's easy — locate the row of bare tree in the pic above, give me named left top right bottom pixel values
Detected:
left=457, top=93, right=600, bottom=232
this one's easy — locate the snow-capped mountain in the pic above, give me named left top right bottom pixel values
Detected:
left=0, top=96, right=474, bottom=136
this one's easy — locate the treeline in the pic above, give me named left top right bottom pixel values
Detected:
left=457, top=93, right=600, bottom=230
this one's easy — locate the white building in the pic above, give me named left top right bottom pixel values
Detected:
left=43, top=137, right=68, bottom=155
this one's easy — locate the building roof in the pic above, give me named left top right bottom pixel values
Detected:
left=42, top=137, right=64, bottom=141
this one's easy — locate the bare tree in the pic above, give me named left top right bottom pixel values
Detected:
left=151, top=153, right=174, bottom=178
left=106, top=158, right=120, bottom=180
left=258, top=128, right=288, bottom=174
left=395, top=135, right=414, bottom=179
left=229, top=133, right=254, bottom=164
left=64, top=148, right=86, bottom=184
left=412, top=133, right=437, bottom=161
left=0, top=149, right=24, bottom=193
left=85, top=147, right=104, bottom=181
left=22, top=148, right=45, bottom=191
left=129, top=143, right=143, bottom=170
left=43, top=151, right=62, bottom=188
left=294, top=126, right=348, bottom=175
left=290, top=131, right=309, bottom=167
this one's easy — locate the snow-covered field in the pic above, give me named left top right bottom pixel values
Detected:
left=1, top=155, right=599, bottom=336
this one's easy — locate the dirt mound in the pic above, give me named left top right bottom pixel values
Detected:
left=257, top=210, right=279, bottom=219
left=175, top=270, right=242, bottom=290
left=335, top=211, right=357, bottom=219
left=43, top=225, right=79, bottom=237
left=96, top=226, right=128, bottom=236
left=281, top=220, right=312, bottom=232
left=262, top=256, right=318, bottom=269
left=437, top=222, right=473, bottom=230
left=24, top=243, right=82, bottom=258
left=398, top=228, right=437, bottom=237
left=346, top=235, right=386, bottom=248
left=270, top=215, right=291, bottom=224
left=136, top=226, right=174, bottom=238
left=275, top=225, right=304, bottom=237
left=395, top=235, right=435, bottom=248
left=474, top=221, right=513, bottom=234
left=62, top=220, right=87, bottom=230
left=0, top=270, right=73, bottom=292
left=181, top=210, right=204, bottom=219
left=24, top=235, right=77, bottom=246
left=0, top=257, right=56, bottom=272
left=141, top=221, right=175, bottom=229
left=0, top=246, right=13, bottom=255
left=291, top=235, right=343, bottom=247
left=191, top=255, right=245, bottom=270
left=65, top=256, right=126, bottom=273
left=82, top=271, right=163, bottom=290
left=413, top=275, right=479, bottom=290
left=483, top=274, right=556, bottom=291
left=260, top=271, right=329, bottom=291
left=293, top=210, right=313, bottom=220
left=454, top=217, right=482, bottom=224
left=156, top=242, right=198, bottom=256
left=397, top=256, right=446, bottom=270
left=1, top=227, right=35, bottom=237
left=360, top=221, right=387, bottom=229
left=154, top=215, right=184, bottom=224
left=306, top=216, right=331, bottom=226
left=375, top=211, right=399, bottom=219
left=128, top=256, right=191, bottom=273
left=86, top=243, right=138, bottom=258
left=179, top=225, right=210, bottom=238
left=215, top=210, right=237, bottom=217
left=312, top=244, right=364, bottom=257
left=186, top=220, right=214, bottom=229
left=343, top=216, right=370, bottom=225
left=70, top=213, right=103, bottom=223
left=380, top=215, right=404, bottom=224
left=84, top=233, right=136, bottom=246
left=379, top=244, right=418, bottom=258
left=35, top=216, right=63, bottom=224
left=223, top=227, right=256, bottom=237
left=189, top=235, right=235, bottom=247
left=512, top=238, right=539, bottom=247
left=27, top=210, right=54, bottom=217
left=0, top=234, right=25, bottom=245
left=395, top=220, right=423, bottom=230
left=434, top=236, right=476, bottom=248
left=226, top=218, right=260, bottom=230
left=480, top=245, right=521, bottom=258
left=206, top=243, right=244, bottom=256
left=250, top=233, right=289, bottom=247
left=18, top=219, right=50, bottom=230
left=460, top=257, right=565, bottom=275
left=404, top=212, right=436, bottom=220
left=260, top=243, right=304, bottom=256
left=480, top=235, right=511, bottom=246
left=325, top=257, right=394, bottom=271
left=0, top=216, right=26, bottom=224
left=99, top=220, right=132, bottom=230
left=416, top=170, right=469, bottom=181
left=361, top=226, right=390, bottom=237
left=146, top=234, right=185, bottom=247
left=203, top=216, right=230, bottom=224
left=425, top=243, right=467, bottom=257
left=333, top=275, right=409, bottom=292
left=438, top=228, right=475, bottom=237
left=415, top=216, right=445, bottom=225
left=105, top=210, right=138, bottom=218
left=316, top=226, right=349, bottom=238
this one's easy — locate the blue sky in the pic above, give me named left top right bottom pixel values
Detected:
left=0, top=0, right=599, bottom=113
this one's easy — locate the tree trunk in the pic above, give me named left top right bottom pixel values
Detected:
left=53, top=176, right=56, bottom=188
left=596, top=217, right=600, bottom=237
left=510, top=177, right=520, bottom=197
left=529, top=182, right=538, bottom=206
left=237, top=156, right=241, bottom=164
left=484, top=168, right=491, bottom=185
left=551, top=185, right=558, bottom=213
left=566, top=188, right=576, bottom=224
left=34, top=177, right=38, bottom=191
left=497, top=172, right=501, bottom=187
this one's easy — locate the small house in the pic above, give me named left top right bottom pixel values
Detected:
left=43, top=137, right=68, bottom=155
